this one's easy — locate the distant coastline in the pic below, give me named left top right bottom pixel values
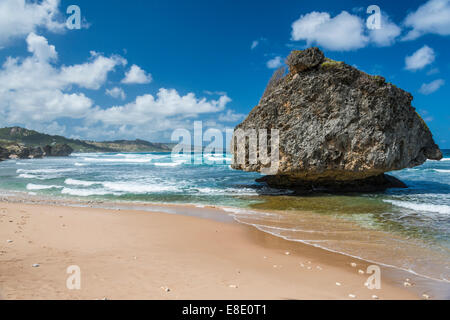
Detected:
left=0, top=126, right=175, bottom=154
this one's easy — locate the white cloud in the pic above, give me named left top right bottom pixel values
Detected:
left=369, top=14, right=402, bottom=46
left=405, top=45, right=435, bottom=71
left=0, top=33, right=236, bottom=141
left=106, top=87, right=126, bottom=100
left=403, top=0, right=450, bottom=40
left=291, top=10, right=402, bottom=50
left=26, top=32, right=58, bottom=62
left=0, top=33, right=124, bottom=125
left=266, top=56, right=283, bottom=69
left=0, top=0, right=65, bottom=46
left=419, top=79, right=445, bottom=94
left=291, top=11, right=368, bottom=51
left=90, top=89, right=231, bottom=126
left=60, top=52, right=127, bottom=90
left=204, top=90, right=227, bottom=96
left=427, top=68, right=440, bottom=75
left=218, top=109, right=246, bottom=122
left=250, top=37, right=267, bottom=50
left=121, top=64, right=152, bottom=84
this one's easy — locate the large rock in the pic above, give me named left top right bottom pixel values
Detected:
left=231, top=47, right=442, bottom=192
left=43, top=144, right=73, bottom=157
left=0, top=146, right=10, bottom=161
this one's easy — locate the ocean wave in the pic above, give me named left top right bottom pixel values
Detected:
left=82, top=157, right=150, bottom=163
left=18, top=173, right=60, bottom=180
left=102, top=181, right=179, bottom=193
left=195, top=187, right=258, bottom=196
left=428, top=158, right=450, bottom=162
left=61, top=188, right=115, bottom=197
left=434, top=169, right=450, bottom=173
left=64, top=179, right=100, bottom=187
left=384, top=200, right=450, bottom=214
left=18, top=173, right=38, bottom=179
left=74, top=162, right=85, bottom=167
left=221, top=207, right=278, bottom=217
left=205, top=156, right=232, bottom=162
left=26, top=184, right=63, bottom=191
left=17, top=168, right=74, bottom=174
left=153, top=162, right=183, bottom=167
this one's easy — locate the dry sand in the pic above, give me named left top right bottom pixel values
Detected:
left=0, top=201, right=419, bottom=300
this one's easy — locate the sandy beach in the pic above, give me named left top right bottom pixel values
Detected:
left=0, top=200, right=422, bottom=300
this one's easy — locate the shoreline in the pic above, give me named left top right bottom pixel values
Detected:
left=2, top=190, right=450, bottom=286
left=0, top=197, right=440, bottom=300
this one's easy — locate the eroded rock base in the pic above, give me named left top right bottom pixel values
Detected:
left=256, top=174, right=407, bottom=195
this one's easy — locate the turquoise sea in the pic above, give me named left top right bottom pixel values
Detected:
left=0, top=150, right=449, bottom=285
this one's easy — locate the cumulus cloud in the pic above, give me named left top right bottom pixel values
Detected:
left=291, top=11, right=368, bottom=51
left=106, top=87, right=126, bottom=100
left=0, top=33, right=124, bottom=125
left=266, top=56, right=283, bottom=69
left=419, top=79, right=445, bottom=94
left=90, top=89, right=231, bottom=126
left=405, top=45, right=435, bottom=71
left=251, top=40, right=259, bottom=50
left=368, top=14, right=402, bottom=46
left=0, top=33, right=235, bottom=141
left=291, top=10, right=402, bottom=50
left=61, top=52, right=127, bottom=90
left=26, top=32, right=58, bottom=61
left=403, top=0, right=450, bottom=40
left=0, top=0, right=65, bottom=46
left=121, top=64, right=152, bottom=84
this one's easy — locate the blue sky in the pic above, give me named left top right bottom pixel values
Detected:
left=0, top=0, right=449, bottom=148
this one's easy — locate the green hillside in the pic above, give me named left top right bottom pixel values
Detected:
left=0, top=127, right=174, bottom=153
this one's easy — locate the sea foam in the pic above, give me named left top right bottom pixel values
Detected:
left=384, top=200, right=450, bottom=214
left=64, top=179, right=100, bottom=187
left=26, top=184, right=63, bottom=191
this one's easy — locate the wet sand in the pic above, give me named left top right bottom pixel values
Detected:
left=0, top=200, right=424, bottom=300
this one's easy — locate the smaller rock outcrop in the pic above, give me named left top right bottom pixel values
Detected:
left=43, top=144, right=73, bottom=157
left=0, top=146, right=10, bottom=161
left=286, top=47, right=324, bottom=73
left=0, top=143, right=73, bottom=161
